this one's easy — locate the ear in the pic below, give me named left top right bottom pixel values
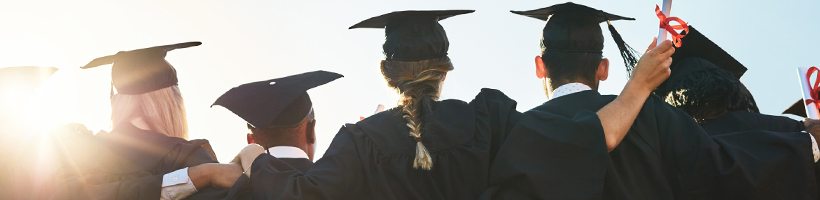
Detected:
left=535, top=56, right=548, bottom=79
left=596, top=58, right=610, bottom=81
left=247, top=133, right=255, bottom=144
left=306, top=120, right=316, bottom=145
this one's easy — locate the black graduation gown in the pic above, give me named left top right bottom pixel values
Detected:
left=276, top=158, right=313, bottom=173
left=235, top=88, right=526, bottom=200
left=51, top=123, right=226, bottom=200
left=700, top=110, right=804, bottom=135
left=222, top=155, right=314, bottom=200
left=485, top=90, right=818, bottom=200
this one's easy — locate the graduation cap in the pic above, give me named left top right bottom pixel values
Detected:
left=655, top=26, right=748, bottom=94
left=0, top=66, right=58, bottom=90
left=349, top=10, right=474, bottom=61
left=511, top=2, right=640, bottom=74
left=783, top=100, right=807, bottom=118
left=212, top=70, right=343, bottom=129
left=80, top=42, right=201, bottom=95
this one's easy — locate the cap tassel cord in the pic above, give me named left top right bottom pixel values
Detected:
left=607, top=20, right=641, bottom=78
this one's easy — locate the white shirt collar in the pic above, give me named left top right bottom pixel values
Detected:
left=267, top=146, right=309, bottom=159
left=550, top=82, right=592, bottom=100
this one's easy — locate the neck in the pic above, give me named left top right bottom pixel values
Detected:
left=259, top=140, right=312, bottom=160
left=547, top=81, right=595, bottom=98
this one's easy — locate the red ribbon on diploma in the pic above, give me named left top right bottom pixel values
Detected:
left=806, top=67, right=820, bottom=108
left=655, top=5, right=689, bottom=47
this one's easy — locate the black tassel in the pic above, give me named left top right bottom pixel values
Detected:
left=607, top=21, right=641, bottom=78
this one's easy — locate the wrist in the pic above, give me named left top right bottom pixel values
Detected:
left=621, top=81, right=652, bottom=99
left=189, top=163, right=213, bottom=190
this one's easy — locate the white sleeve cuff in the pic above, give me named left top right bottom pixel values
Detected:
left=809, top=133, right=820, bottom=163
left=160, top=167, right=198, bottom=200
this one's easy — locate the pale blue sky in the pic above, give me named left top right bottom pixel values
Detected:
left=1, top=0, right=817, bottom=161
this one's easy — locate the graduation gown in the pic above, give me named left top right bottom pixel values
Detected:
left=222, top=155, right=314, bottom=200
left=234, top=88, right=527, bottom=200
left=51, top=123, right=226, bottom=200
left=700, top=110, right=804, bottom=135
left=485, top=90, right=818, bottom=200
left=276, top=158, right=313, bottom=173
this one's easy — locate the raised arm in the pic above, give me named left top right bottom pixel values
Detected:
left=596, top=39, right=676, bottom=151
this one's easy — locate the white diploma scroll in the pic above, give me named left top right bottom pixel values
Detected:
left=656, top=0, right=673, bottom=46
left=374, top=104, right=385, bottom=114
left=360, top=104, right=386, bottom=121
left=798, top=67, right=820, bottom=119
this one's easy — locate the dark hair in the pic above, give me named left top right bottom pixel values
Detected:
left=247, top=112, right=315, bottom=146
left=660, top=68, right=759, bottom=122
left=541, top=51, right=603, bottom=87
left=380, top=56, right=453, bottom=170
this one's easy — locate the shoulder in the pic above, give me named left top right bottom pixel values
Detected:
left=348, top=110, right=422, bottom=156
left=644, top=94, right=678, bottom=111
left=751, top=112, right=799, bottom=122
left=470, top=88, right=515, bottom=105
left=748, top=112, right=804, bottom=129
left=182, top=139, right=219, bottom=163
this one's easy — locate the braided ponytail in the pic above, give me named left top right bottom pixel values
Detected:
left=380, top=56, right=453, bottom=170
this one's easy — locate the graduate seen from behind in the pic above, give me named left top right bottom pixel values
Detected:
left=485, top=2, right=820, bottom=200
left=211, top=71, right=342, bottom=199
left=230, top=9, right=673, bottom=200
left=655, top=26, right=820, bottom=136
left=52, top=42, right=242, bottom=200
left=214, top=71, right=342, bottom=172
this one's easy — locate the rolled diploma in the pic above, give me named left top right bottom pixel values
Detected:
left=798, top=67, right=820, bottom=119
left=656, top=0, right=672, bottom=46
left=361, top=104, right=386, bottom=121
left=374, top=104, right=385, bottom=114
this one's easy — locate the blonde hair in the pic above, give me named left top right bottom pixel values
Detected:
left=110, top=85, right=189, bottom=139
left=380, top=56, right=454, bottom=170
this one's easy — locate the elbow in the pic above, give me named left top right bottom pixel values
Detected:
left=605, top=138, right=618, bottom=152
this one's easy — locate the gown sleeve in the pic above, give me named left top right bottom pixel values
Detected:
left=481, top=110, right=608, bottom=200
left=642, top=96, right=817, bottom=199
left=472, top=88, right=523, bottom=162
left=246, top=126, right=369, bottom=200
left=50, top=141, right=220, bottom=200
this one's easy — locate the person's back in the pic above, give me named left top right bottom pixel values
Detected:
left=342, top=90, right=516, bottom=199
left=51, top=42, right=236, bottom=200
left=487, top=3, right=820, bottom=199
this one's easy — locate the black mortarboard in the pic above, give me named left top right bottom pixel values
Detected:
left=512, top=2, right=640, bottom=74
left=783, top=100, right=808, bottom=118
left=80, top=42, right=201, bottom=95
left=349, top=10, right=474, bottom=61
left=212, top=70, right=343, bottom=129
left=0, top=66, right=58, bottom=90
left=656, top=26, right=748, bottom=93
